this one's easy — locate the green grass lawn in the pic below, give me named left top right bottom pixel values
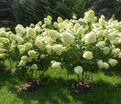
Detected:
left=0, top=66, right=121, bottom=104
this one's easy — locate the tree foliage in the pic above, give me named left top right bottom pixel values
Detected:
left=84, top=0, right=121, bottom=20
left=12, top=0, right=85, bottom=26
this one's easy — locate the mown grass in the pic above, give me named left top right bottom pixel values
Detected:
left=0, top=64, right=121, bottom=104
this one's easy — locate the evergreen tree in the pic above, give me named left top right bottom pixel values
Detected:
left=85, top=0, right=121, bottom=20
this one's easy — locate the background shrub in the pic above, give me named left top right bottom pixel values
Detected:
left=0, top=0, right=16, bottom=30
left=84, top=0, right=121, bottom=20
left=12, top=0, right=85, bottom=26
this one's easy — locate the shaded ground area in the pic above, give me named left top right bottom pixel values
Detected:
left=0, top=67, right=121, bottom=104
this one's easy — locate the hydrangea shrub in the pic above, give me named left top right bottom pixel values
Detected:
left=0, top=10, right=121, bottom=82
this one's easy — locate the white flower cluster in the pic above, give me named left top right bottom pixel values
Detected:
left=83, top=51, right=93, bottom=60
left=74, top=66, right=83, bottom=75
left=51, top=61, right=61, bottom=69
left=97, top=60, right=109, bottom=70
left=83, top=10, right=97, bottom=23
left=0, top=28, right=9, bottom=59
left=97, top=58, right=118, bottom=70
left=83, top=32, right=96, bottom=44
left=0, top=10, right=121, bottom=75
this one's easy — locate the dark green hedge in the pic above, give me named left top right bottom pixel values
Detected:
left=12, top=0, right=85, bottom=26
left=85, top=0, right=121, bottom=21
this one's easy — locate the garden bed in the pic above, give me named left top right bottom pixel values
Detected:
left=18, top=79, right=49, bottom=92
left=69, top=82, right=99, bottom=94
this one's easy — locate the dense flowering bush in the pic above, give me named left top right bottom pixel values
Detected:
left=0, top=10, right=121, bottom=82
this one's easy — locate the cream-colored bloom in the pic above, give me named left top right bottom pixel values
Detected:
left=40, top=54, right=45, bottom=59
left=99, top=15, right=105, bottom=26
left=57, top=17, right=63, bottom=23
left=97, top=60, right=104, bottom=69
left=58, top=23, right=65, bottom=30
left=74, top=66, right=83, bottom=75
left=53, top=22, right=58, bottom=28
left=47, top=15, right=52, bottom=20
left=83, top=51, right=93, bottom=60
left=31, top=64, right=38, bottom=70
left=62, top=32, right=75, bottom=45
left=15, top=24, right=25, bottom=35
left=35, top=39, right=44, bottom=50
left=10, top=44, right=16, bottom=50
left=97, top=60, right=109, bottom=69
left=37, top=21, right=42, bottom=26
left=26, top=27, right=36, bottom=38
left=84, top=32, right=96, bottom=44
left=47, top=30, right=60, bottom=40
left=28, top=50, right=37, bottom=58
left=21, top=56, right=28, bottom=61
left=96, top=41, right=106, bottom=48
left=34, top=24, right=41, bottom=33
left=117, top=38, right=121, bottom=44
left=19, top=48, right=25, bottom=54
left=46, top=44, right=53, bottom=54
left=43, top=36, right=55, bottom=45
left=44, top=18, right=51, bottom=25
left=118, top=52, right=121, bottom=58
left=83, top=10, right=96, bottom=23
left=16, top=36, right=24, bottom=43
left=74, top=23, right=80, bottom=31
left=19, top=60, right=26, bottom=66
left=108, top=59, right=118, bottom=67
left=112, top=48, right=120, bottom=57
left=42, top=24, right=46, bottom=28
left=76, top=26, right=84, bottom=35
left=10, top=34, right=16, bottom=41
left=108, top=31, right=117, bottom=40
left=103, top=47, right=110, bottom=55
left=52, top=44, right=67, bottom=55
left=0, top=53, right=6, bottom=59
left=0, top=30, right=7, bottom=37
left=51, top=61, right=61, bottom=69
left=103, top=62, right=109, bottom=69
left=0, top=37, right=10, bottom=43
left=17, top=45, right=24, bottom=49
left=24, top=42, right=33, bottom=51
